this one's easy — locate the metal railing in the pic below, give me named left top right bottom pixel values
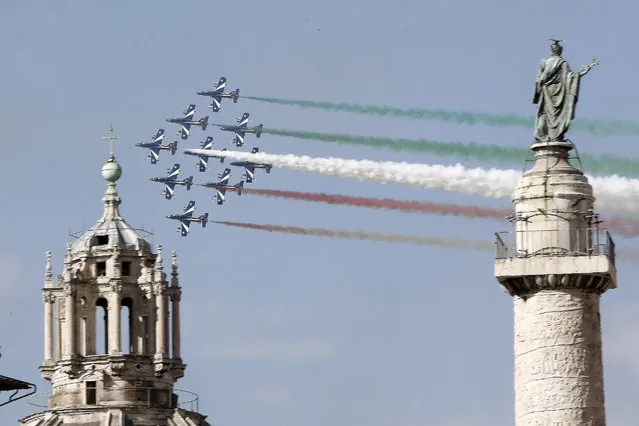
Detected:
left=174, top=388, right=199, bottom=412
left=495, top=228, right=615, bottom=262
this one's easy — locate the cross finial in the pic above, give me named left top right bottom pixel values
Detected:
left=101, top=124, right=120, bottom=156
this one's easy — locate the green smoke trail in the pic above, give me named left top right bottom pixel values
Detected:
left=262, top=128, right=639, bottom=177
left=244, top=96, right=639, bottom=138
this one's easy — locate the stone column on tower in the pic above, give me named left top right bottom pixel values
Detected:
left=108, top=288, right=122, bottom=354
left=43, top=251, right=54, bottom=364
left=155, top=245, right=168, bottom=357
left=495, top=141, right=615, bottom=425
left=171, top=250, right=182, bottom=361
left=63, top=290, right=75, bottom=358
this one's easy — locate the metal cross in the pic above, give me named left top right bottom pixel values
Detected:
left=101, top=124, right=120, bottom=155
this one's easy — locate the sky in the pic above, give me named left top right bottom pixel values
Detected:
left=1, top=0, right=639, bottom=425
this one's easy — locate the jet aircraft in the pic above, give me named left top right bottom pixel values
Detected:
left=217, top=112, right=263, bottom=147
left=166, top=200, right=208, bottom=237
left=166, top=104, right=209, bottom=140
left=184, top=146, right=228, bottom=165
left=229, top=147, right=273, bottom=183
left=150, top=163, right=193, bottom=200
left=194, top=137, right=216, bottom=172
left=196, top=77, right=240, bottom=111
left=135, top=129, right=177, bottom=164
left=199, top=168, right=244, bottom=205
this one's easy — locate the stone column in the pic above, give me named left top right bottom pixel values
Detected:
left=64, top=291, right=75, bottom=357
left=108, top=292, right=121, bottom=354
left=514, top=289, right=605, bottom=425
left=43, top=294, right=54, bottom=362
left=155, top=286, right=167, bottom=356
left=171, top=292, right=181, bottom=359
left=55, top=308, right=62, bottom=359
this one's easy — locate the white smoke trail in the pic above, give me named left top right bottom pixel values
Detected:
left=186, top=148, right=520, bottom=198
left=184, top=149, right=639, bottom=214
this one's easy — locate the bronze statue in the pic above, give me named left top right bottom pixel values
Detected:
left=533, top=39, right=599, bottom=142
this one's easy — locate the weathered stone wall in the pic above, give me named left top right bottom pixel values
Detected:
left=513, top=290, right=605, bottom=425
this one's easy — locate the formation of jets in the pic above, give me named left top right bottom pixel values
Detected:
left=134, top=76, right=274, bottom=236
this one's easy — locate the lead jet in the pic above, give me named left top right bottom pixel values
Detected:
left=216, top=112, right=263, bottom=147
left=166, top=200, right=208, bottom=237
left=150, top=163, right=193, bottom=200
left=229, top=147, right=273, bottom=183
left=166, top=104, right=209, bottom=140
left=196, top=77, right=240, bottom=111
left=135, top=129, right=178, bottom=164
left=199, top=168, right=244, bottom=205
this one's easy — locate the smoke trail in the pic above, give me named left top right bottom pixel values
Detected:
left=241, top=187, right=639, bottom=237
left=262, top=128, right=639, bottom=177
left=214, top=220, right=639, bottom=263
left=242, top=187, right=511, bottom=219
left=185, top=147, right=520, bottom=199
left=244, top=96, right=639, bottom=137
left=214, top=220, right=495, bottom=251
left=184, top=148, right=639, bottom=215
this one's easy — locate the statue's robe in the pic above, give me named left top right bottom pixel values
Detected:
left=533, top=56, right=581, bottom=142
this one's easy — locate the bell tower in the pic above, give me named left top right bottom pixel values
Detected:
left=21, top=129, right=211, bottom=425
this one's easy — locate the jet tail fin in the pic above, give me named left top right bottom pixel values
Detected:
left=237, top=181, right=244, bottom=196
left=200, top=116, right=209, bottom=131
left=233, top=89, right=240, bottom=102
left=186, top=176, right=193, bottom=190
left=256, top=124, right=263, bottom=138
left=266, top=166, right=272, bottom=174
left=220, top=148, right=227, bottom=163
left=170, top=141, right=178, bottom=155
left=202, top=213, right=209, bottom=228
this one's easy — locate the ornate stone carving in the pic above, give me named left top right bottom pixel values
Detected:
left=111, top=280, right=123, bottom=293
left=109, top=358, right=126, bottom=376
left=500, top=273, right=612, bottom=297
left=72, top=258, right=90, bottom=280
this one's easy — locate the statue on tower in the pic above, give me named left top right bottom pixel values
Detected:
left=533, top=39, right=599, bottom=142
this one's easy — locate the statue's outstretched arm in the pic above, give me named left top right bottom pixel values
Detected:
left=579, top=58, right=600, bottom=77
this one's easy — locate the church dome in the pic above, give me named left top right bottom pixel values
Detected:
left=70, top=153, right=151, bottom=258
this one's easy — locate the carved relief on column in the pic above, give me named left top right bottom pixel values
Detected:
left=513, top=290, right=605, bottom=425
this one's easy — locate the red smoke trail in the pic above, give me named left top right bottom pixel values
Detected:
left=239, top=187, right=639, bottom=237
left=213, top=221, right=494, bottom=250
left=241, top=187, right=512, bottom=220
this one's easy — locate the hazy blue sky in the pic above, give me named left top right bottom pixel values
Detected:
left=1, top=1, right=639, bottom=425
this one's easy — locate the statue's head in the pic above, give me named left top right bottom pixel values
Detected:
left=549, top=40, right=563, bottom=56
